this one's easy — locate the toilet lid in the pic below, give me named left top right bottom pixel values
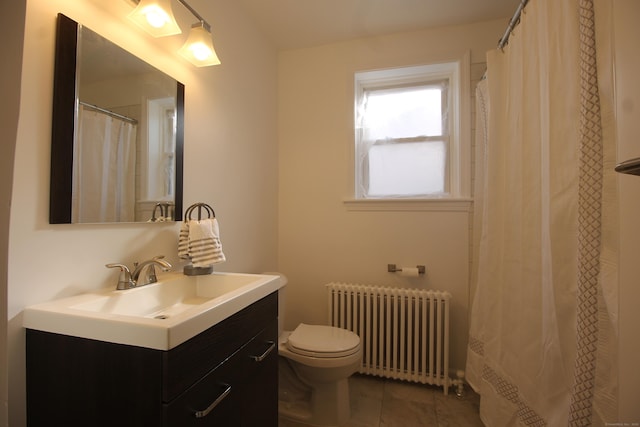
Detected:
left=286, top=324, right=360, bottom=358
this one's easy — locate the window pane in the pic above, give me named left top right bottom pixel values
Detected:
left=363, top=87, right=442, bottom=140
left=367, top=141, right=446, bottom=197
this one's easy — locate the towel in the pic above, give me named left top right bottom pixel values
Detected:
left=178, top=218, right=226, bottom=267
left=178, top=221, right=191, bottom=259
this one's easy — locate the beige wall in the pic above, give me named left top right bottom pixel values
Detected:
left=277, top=19, right=505, bottom=373
left=7, top=0, right=278, bottom=425
left=0, top=0, right=24, bottom=424
left=613, top=0, right=640, bottom=421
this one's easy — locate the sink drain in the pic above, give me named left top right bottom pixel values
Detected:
left=154, top=315, right=169, bottom=319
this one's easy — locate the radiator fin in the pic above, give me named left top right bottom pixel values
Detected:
left=326, top=282, right=451, bottom=394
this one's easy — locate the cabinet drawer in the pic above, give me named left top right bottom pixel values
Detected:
left=238, top=323, right=278, bottom=427
left=162, top=292, right=277, bottom=402
left=163, top=323, right=277, bottom=426
left=163, top=348, right=243, bottom=426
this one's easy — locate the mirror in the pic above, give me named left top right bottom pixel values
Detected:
left=50, top=13, right=184, bottom=224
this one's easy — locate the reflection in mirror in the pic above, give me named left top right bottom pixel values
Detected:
left=50, top=14, right=184, bottom=224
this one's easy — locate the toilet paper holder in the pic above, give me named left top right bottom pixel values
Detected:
left=387, top=264, right=426, bottom=275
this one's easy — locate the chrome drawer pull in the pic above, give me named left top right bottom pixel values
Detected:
left=250, top=341, right=276, bottom=362
left=194, top=384, right=232, bottom=418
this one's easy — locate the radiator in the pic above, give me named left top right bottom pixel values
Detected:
left=326, top=282, right=451, bottom=394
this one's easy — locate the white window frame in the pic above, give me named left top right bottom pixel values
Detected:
left=348, top=53, right=471, bottom=211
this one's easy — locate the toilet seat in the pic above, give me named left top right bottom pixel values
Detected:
left=286, top=324, right=360, bottom=358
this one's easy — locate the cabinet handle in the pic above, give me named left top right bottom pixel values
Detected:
left=250, top=341, right=276, bottom=362
left=194, top=384, right=232, bottom=419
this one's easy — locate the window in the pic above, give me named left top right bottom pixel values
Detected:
left=354, top=59, right=469, bottom=201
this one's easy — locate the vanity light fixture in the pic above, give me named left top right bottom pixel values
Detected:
left=127, top=0, right=182, bottom=37
left=178, top=21, right=221, bottom=67
left=128, top=0, right=221, bottom=66
left=175, top=0, right=221, bottom=66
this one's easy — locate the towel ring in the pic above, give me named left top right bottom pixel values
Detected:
left=182, top=202, right=218, bottom=276
left=185, top=203, right=215, bottom=221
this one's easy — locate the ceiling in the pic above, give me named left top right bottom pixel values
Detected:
left=234, top=0, right=521, bottom=50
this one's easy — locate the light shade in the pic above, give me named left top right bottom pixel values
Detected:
left=178, top=22, right=221, bottom=67
left=128, top=0, right=182, bottom=37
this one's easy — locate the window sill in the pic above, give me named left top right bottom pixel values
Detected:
left=343, top=198, right=472, bottom=212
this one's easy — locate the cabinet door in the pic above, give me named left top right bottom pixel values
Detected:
left=27, top=329, right=163, bottom=427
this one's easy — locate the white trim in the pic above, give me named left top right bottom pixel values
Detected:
left=343, top=198, right=472, bottom=212
left=458, top=51, right=472, bottom=198
left=353, top=52, right=472, bottom=200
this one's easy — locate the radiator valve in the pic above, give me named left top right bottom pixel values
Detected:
left=453, top=370, right=465, bottom=398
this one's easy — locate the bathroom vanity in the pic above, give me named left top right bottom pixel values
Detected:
left=24, top=272, right=282, bottom=427
left=26, top=292, right=277, bottom=426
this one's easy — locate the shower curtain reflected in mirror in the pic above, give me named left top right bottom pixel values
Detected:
left=72, top=105, right=137, bottom=223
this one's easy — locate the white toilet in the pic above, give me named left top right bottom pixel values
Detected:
left=276, top=280, right=362, bottom=426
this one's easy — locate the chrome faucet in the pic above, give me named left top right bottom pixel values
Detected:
left=106, top=256, right=172, bottom=290
left=132, top=256, right=172, bottom=285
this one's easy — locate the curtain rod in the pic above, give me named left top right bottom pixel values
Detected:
left=79, top=101, right=138, bottom=125
left=497, top=0, right=530, bottom=49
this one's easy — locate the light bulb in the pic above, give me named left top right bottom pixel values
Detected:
left=190, top=43, right=212, bottom=61
left=144, top=7, right=170, bottom=28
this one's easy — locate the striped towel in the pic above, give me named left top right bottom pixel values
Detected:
left=178, top=221, right=191, bottom=259
left=178, top=219, right=226, bottom=267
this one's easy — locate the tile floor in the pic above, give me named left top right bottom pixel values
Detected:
left=279, top=374, right=484, bottom=427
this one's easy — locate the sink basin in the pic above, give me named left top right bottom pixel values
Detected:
left=23, top=271, right=284, bottom=350
left=71, top=273, right=262, bottom=318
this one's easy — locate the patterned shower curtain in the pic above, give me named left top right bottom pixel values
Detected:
left=466, top=0, right=618, bottom=425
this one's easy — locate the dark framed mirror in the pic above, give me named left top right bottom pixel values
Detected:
left=50, top=13, right=184, bottom=224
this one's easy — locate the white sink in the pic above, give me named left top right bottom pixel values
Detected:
left=23, top=271, right=284, bottom=350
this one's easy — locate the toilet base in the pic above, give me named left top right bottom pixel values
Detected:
left=309, top=377, right=351, bottom=426
left=279, top=357, right=313, bottom=422
left=279, top=358, right=352, bottom=426
left=279, top=381, right=351, bottom=426
left=279, top=399, right=312, bottom=423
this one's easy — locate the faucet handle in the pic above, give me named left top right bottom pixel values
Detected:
left=105, top=263, right=134, bottom=290
left=147, top=256, right=172, bottom=284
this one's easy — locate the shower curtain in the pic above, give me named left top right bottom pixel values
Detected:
left=73, top=105, right=137, bottom=222
left=466, top=0, right=618, bottom=425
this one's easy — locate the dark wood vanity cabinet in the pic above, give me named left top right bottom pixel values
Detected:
left=26, top=292, right=278, bottom=427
